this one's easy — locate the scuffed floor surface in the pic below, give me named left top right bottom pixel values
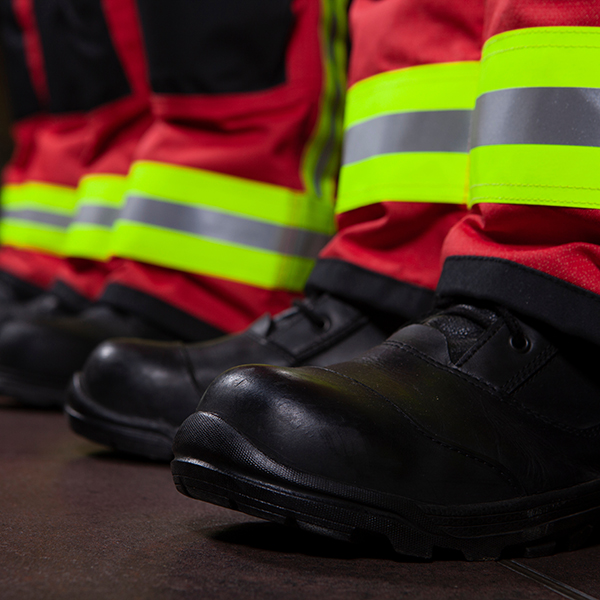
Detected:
left=1, top=397, right=599, bottom=600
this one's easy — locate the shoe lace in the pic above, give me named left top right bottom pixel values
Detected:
left=494, top=305, right=530, bottom=351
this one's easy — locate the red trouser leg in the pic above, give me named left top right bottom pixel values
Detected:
left=438, top=0, right=600, bottom=345
left=100, top=0, right=345, bottom=336
left=0, top=117, right=66, bottom=291
left=0, top=0, right=71, bottom=291
left=53, top=0, right=152, bottom=303
left=306, top=0, right=481, bottom=319
left=0, top=0, right=151, bottom=304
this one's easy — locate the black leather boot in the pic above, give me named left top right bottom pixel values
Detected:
left=66, top=294, right=404, bottom=460
left=172, top=301, right=600, bottom=560
left=0, top=272, right=54, bottom=323
left=0, top=304, right=182, bottom=408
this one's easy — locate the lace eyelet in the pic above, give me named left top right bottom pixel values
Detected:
left=317, top=317, right=331, bottom=332
left=509, top=335, right=531, bottom=353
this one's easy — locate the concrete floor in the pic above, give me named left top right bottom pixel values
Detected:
left=1, top=397, right=599, bottom=600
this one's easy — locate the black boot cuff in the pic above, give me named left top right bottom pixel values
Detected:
left=437, top=255, right=600, bottom=346
left=51, top=281, right=94, bottom=312
left=100, top=283, right=225, bottom=342
left=305, top=258, right=435, bottom=320
left=0, top=269, right=44, bottom=299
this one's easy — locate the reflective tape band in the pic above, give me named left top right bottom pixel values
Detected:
left=301, top=0, right=348, bottom=201
left=344, top=61, right=480, bottom=128
left=0, top=223, right=67, bottom=255
left=110, top=161, right=335, bottom=290
left=64, top=174, right=127, bottom=260
left=0, top=181, right=76, bottom=254
left=110, top=221, right=318, bottom=292
left=339, top=153, right=470, bottom=211
left=470, top=145, right=600, bottom=209
left=64, top=204, right=122, bottom=260
left=343, top=110, right=472, bottom=165
left=469, top=26, right=600, bottom=209
left=73, top=204, right=121, bottom=228
left=75, top=174, right=127, bottom=210
left=127, top=161, right=335, bottom=235
left=471, top=87, right=600, bottom=148
left=338, top=62, right=478, bottom=214
left=119, top=194, right=331, bottom=259
left=2, top=208, right=72, bottom=229
left=479, top=27, right=600, bottom=94
left=1, top=181, right=77, bottom=212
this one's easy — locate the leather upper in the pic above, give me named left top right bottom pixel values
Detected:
left=0, top=291, right=73, bottom=330
left=190, top=305, right=600, bottom=505
left=0, top=304, right=172, bottom=385
left=80, top=294, right=394, bottom=426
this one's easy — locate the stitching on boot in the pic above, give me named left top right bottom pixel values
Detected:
left=316, top=364, right=524, bottom=494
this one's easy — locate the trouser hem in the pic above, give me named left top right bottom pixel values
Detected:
left=51, top=281, right=95, bottom=312
left=100, top=283, right=225, bottom=342
left=0, top=269, right=45, bottom=300
left=437, top=256, right=600, bottom=345
left=305, top=258, right=435, bottom=320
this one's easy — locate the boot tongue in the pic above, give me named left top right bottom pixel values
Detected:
left=424, top=304, right=499, bottom=363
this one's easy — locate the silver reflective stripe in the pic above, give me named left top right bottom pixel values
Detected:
left=2, top=209, right=71, bottom=229
left=342, top=110, right=473, bottom=165
left=74, top=204, right=120, bottom=228
left=471, top=87, right=600, bottom=148
left=121, top=195, right=331, bottom=259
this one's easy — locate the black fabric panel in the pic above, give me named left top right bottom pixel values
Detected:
left=101, top=283, right=225, bottom=342
left=437, top=256, right=600, bottom=347
left=32, top=0, right=130, bottom=113
left=0, top=269, right=44, bottom=299
left=0, top=0, right=41, bottom=119
left=136, top=0, right=293, bottom=94
left=305, top=258, right=435, bottom=320
left=51, top=280, right=94, bottom=312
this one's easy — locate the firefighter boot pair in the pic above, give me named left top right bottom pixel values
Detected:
left=66, top=294, right=405, bottom=460
left=172, top=298, right=600, bottom=561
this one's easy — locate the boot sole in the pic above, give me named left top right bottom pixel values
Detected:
left=172, top=412, right=600, bottom=561
left=0, top=366, right=65, bottom=408
left=65, top=373, right=176, bottom=461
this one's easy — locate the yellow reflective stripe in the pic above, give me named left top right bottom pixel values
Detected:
left=0, top=222, right=67, bottom=255
left=127, top=161, right=335, bottom=235
left=2, top=181, right=77, bottom=214
left=76, top=173, right=127, bottom=208
left=345, top=61, right=480, bottom=128
left=338, top=153, right=469, bottom=213
left=111, top=161, right=334, bottom=290
left=110, top=222, right=316, bottom=291
left=63, top=226, right=115, bottom=260
left=470, top=145, right=600, bottom=209
left=479, top=27, right=600, bottom=94
left=300, top=0, right=348, bottom=202
left=63, top=174, right=127, bottom=260
left=470, top=27, right=600, bottom=209
left=338, top=62, right=477, bottom=213
left=0, top=181, right=76, bottom=254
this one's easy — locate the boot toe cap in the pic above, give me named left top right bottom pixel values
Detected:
left=81, top=339, right=202, bottom=426
left=177, top=360, right=520, bottom=503
left=180, top=363, right=403, bottom=490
